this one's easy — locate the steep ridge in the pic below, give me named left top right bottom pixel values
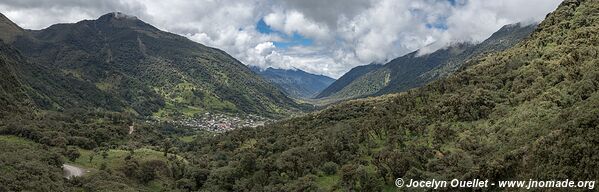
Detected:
left=0, top=13, right=24, bottom=43
left=11, top=12, right=299, bottom=117
left=0, top=43, right=32, bottom=116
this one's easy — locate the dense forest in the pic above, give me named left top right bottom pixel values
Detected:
left=0, top=0, right=597, bottom=191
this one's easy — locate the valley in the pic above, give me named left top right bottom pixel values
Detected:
left=0, top=0, right=597, bottom=191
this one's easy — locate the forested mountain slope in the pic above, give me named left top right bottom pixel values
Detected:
left=0, top=42, right=124, bottom=118
left=9, top=12, right=299, bottom=117
left=321, top=23, right=537, bottom=102
left=178, top=0, right=599, bottom=190
left=316, top=63, right=382, bottom=98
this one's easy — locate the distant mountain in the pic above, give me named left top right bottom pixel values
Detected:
left=7, top=12, right=299, bottom=117
left=320, top=23, right=537, bottom=101
left=251, top=66, right=335, bottom=99
left=315, top=63, right=381, bottom=98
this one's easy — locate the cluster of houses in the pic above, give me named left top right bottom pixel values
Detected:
left=174, top=112, right=269, bottom=132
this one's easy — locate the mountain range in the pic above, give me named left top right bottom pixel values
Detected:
left=1, top=12, right=300, bottom=117
left=250, top=66, right=335, bottom=99
left=318, top=22, right=538, bottom=102
left=0, top=0, right=597, bottom=191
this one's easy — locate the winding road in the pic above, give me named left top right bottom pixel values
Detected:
left=63, top=164, right=86, bottom=179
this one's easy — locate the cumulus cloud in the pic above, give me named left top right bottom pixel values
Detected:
left=263, top=10, right=331, bottom=41
left=0, top=0, right=563, bottom=78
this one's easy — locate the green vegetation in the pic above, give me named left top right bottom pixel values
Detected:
left=71, top=148, right=172, bottom=170
left=178, top=135, right=196, bottom=143
left=0, top=136, right=65, bottom=191
left=0, top=0, right=598, bottom=191
left=316, top=174, right=339, bottom=190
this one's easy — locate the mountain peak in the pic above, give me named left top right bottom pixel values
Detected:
left=92, top=12, right=156, bottom=30
left=99, top=12, right=139, bottom=21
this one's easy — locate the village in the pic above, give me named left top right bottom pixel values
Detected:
left=171, top=112, right=270, bottom=132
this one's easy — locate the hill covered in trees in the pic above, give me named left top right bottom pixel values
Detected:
left=0, top=42, right=125, bottom=118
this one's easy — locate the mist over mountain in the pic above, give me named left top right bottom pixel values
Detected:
left=251, top=66, right=335, bottom=99
left=319, top=22, right=537, bottom=102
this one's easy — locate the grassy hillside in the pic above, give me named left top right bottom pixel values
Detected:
left=10, top=12, right=299, bottom=117
left=175, top=0, right=599, bottom=191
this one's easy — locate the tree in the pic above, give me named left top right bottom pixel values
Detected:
left=88, top=153, right=95, bottom=163
left=282, top=175, right=320, bottom=192
left=176, top=179, right=195, bottom=191
left=101, top=150, right=109, bottom=159
left=65, top=147, right=80, bottom=162
left=339, top=163, right=383, bottom=191
left=123, top=158, right=139, bottom=177
left=321, top=161, right=339, bottom=175
left=163, top=139, right=172, bottom=157
left=100, top=162, right=108, bottom=171
left=189, top=167, right=210, bottom=189
left=137, top=160, right=166, bottom=183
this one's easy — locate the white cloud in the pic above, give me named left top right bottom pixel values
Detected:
left=0, top=0, right=563, bottom=78
left=264, top=10, right=331, bottom=41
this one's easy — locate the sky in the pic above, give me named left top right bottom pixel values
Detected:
left=0, top=0, right=563, bottom=78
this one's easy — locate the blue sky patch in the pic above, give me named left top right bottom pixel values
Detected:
left=448, top=0, right=457, bottom=6
left=426, top=22, right=448, bottom=30
left=257, top=18, right=274, bottom=34
left=274, top=33, right=313, bottom=48
left=256, top=18, right=313, bottom=48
